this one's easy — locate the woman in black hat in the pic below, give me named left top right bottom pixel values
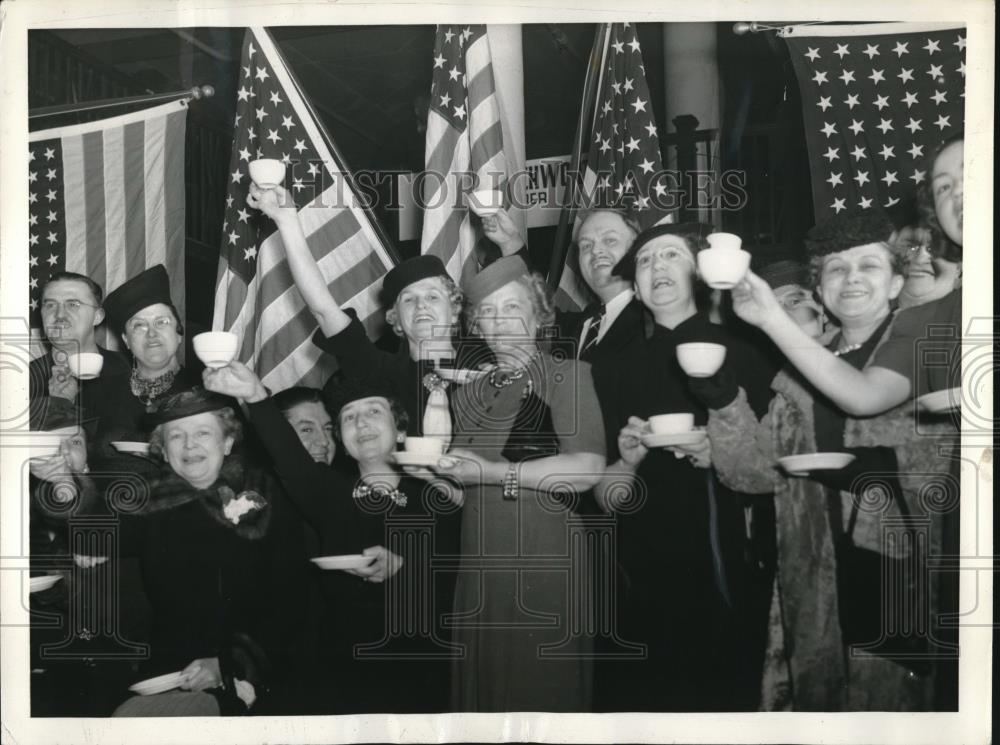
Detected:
left=203, top=362, right=460, bottom=714
left=98, top=265, right=202, bottom=448
left=589, top=222, right=776, bottom=712
left=247, top=183, right=483, bottom=441
left=69, top=388, right=307, bottom=717
left=697, top=210, right=953, bottom=710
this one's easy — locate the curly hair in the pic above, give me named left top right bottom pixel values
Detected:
left=915, top=131, right=963, bottom=262
left=804, top=208, right=903, bottom=288
left=148, top=406, right=242, bottom=459
left=384, top=275, right=463, bottom=338
left=464, top=271, right=556, bottom=338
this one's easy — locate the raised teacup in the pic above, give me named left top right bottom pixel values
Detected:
left=248, top=158, right=285, bottom=189
left=676, top=342, right=727, bottom=378
left=467, top=189, right=503, bottom=217
left=66, top=352, right=104, bottom=380
left=193, top=331, right=239, bottom=369
left=697, top=248, right=751, bottom=290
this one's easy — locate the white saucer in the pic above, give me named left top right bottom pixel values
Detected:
left=128, top=670, right=186, bottom=696
left=917, top=387, right=961, bottom=413
left=29, top=575, right=63, bottom=593
left=393, top=451, right=444, bottom=468
left=111, top=441, right=150, bottom=455
left=778, top=452, right=856, bottom=477
left=641, top=430, right=707, bottom=449
left=310, top=554, right=375, bottom=571
left=435, top=368, right=488, bottom=384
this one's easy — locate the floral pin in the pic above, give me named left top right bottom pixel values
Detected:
left=221, top=489, right=265, bottom=525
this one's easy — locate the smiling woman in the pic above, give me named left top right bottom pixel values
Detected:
left=81, top=388, right=311, bottom=717
left=96, top=264, right=203, bottom=452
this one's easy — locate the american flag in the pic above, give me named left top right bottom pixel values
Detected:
left=785, top=22, right=966, bottom=221
left=557, top=23, right=669, bottom=311
left=214, top=28, right=397, bottom=391
left=421, top=25, right=509, bottom=284
left=27, top=100, right=187, bottom=352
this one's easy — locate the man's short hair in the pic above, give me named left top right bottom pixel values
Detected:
left=571, top=208, right=640, bottom=244
left=42, top=271, right=104, bottom=305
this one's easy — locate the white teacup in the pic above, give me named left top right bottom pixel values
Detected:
left=404, top=436, right=445, bottom=456
left=467, top=189, right=503, bottom=217
left=648, top=413, right=695, bottom=435
left=193, top=332, right=239, bottom=369
left=676, top=342, right=727, bottom=378
left=706, top=232, right=743, bottom=252
left=697, top=248, right=751, bottom=289
left=248, top=158, right=285, bottom=189
left=27, top=427, right=77, bottom=461
left=66, top=352, right=104, bottom=380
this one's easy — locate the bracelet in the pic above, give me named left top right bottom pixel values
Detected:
left=501, top=462, right=519, bottom=501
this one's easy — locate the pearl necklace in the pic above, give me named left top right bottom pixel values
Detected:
left=833, top=341, right=864, bottom=357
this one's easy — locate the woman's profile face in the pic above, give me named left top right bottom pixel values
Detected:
left=474, top=281, right=538, bottom=354
left=818, top=243, right=903, bottom=324
left=930, top=140, right=963, bottom=247
left=161, top=411, right=233, bottom=489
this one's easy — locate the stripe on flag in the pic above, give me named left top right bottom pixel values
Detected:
left=28, top=99, right=188, bottom=354
left=212, top=28, right=397, bottom=392
left=421, top=25, right=510, bottom=284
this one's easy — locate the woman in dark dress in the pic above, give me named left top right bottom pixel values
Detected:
left=418, top=255, right=606, bottom=713
left=204, top=362, right=460, bottom=714
left=593, top=223, right=774, bottom=712
left=98, top=264, right=202, bottom=449
left=73, top=389, right=307, bottom=716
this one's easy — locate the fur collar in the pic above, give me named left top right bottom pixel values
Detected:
left=145, top=458, right=273, bottom=539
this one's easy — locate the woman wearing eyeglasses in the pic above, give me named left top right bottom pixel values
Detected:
left=99, top=265, right=202, bottom=447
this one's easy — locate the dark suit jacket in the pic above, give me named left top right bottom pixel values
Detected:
left=555, top=299, right=646, bottom=462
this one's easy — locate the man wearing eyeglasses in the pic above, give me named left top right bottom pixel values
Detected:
left=30, top=272, right=129, bottom=417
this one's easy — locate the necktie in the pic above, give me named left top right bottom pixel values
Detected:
left=579, top=305, right=605, bottom=358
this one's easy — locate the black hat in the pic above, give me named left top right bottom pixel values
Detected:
left=146, top=387, right=237, bottom=428
left=612, top=222, right=712, bottom=281
left=381, top=255, right=450, bottom=307
left=30, top=396, right=97, bottom=434
left=757, top=259, right=810, bottom=290
left=104, top=265, right=177, bottom=337
left=323, top=379, right=396, bottom=420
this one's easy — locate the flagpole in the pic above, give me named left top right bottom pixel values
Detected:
left=263, top=29, right=401, bottom=265
left=546, top=24, right=609, bottom=291
left=28, top=85, right=214, bottom=119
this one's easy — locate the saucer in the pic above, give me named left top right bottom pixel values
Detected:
left=778, top=452, right=856, bottom=477
left=393, top=451, right=444, bottom=468
left=640, top=430, right=707, bottom=449
left=310, top=554, right=375, bottom=571
left=916, top=387, right=961, bottom=414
